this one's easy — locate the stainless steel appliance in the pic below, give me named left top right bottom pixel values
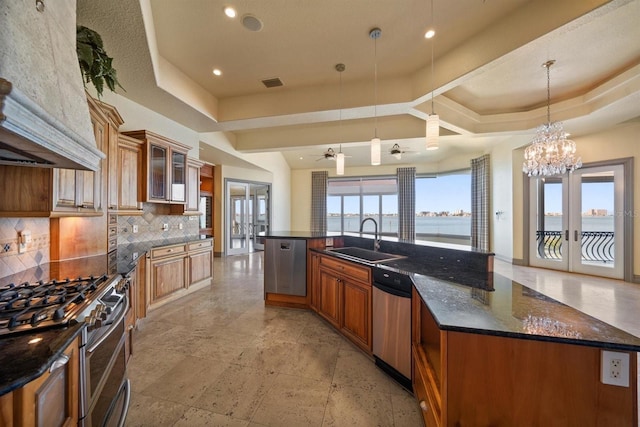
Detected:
left=0, top=273, right=131, bottom=426
left=264, top=239, right=307, bottom=296
left=372, top=267, right=412, bottom=390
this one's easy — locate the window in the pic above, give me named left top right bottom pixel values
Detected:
left=327, top=177, right=398, bottom=236
left=415, top=171, right=471, bottom=239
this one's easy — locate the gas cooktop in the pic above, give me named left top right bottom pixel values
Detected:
left=0, top=274, right=114, bottom=336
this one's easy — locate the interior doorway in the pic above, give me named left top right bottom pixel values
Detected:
left=527, top=161, right=632, bottom=280
left=225, top=179, right=271, bottom=255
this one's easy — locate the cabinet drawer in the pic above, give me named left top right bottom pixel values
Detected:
left=320, top=256, right=370, bottom=283
left=413, top=346, right=441, bottom=427
left=151, top=244, right=186, bottom=258
left=188, top=240, right=212, bottom=251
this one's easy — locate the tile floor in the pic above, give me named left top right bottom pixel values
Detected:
left=125, top=252, right=422, bottom=427
left=126, top=253, right=640, bottom=426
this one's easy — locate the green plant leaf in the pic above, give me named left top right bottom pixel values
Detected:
left=76, top=25, right=124, bottom=98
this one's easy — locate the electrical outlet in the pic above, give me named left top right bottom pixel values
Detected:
left=179, top=223, right=183, bottom=230
left=162, top=223, right=169, bottom=231
left=601, top=350, right=630, bottom=387
left=132, top=225, right=138, bottom=233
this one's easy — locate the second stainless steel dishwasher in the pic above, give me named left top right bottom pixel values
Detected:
left=264, top=238, right=307, bottom=296
left=372, top=267, right=412, bottom=390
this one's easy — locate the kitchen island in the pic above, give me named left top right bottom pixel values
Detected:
left=262, top=231, right=640, bottom=426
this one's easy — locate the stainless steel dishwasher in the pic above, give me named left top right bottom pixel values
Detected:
left=372, top=267, right=412, bottom=390
left=264, top=238, right=307, bottom=296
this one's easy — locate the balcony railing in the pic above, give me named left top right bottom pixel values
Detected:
left=536, top=231, right=615, bottom=263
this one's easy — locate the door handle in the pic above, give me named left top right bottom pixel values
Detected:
left=574, top=230, right=579, bottom=241
left=565, top=230, right=569, bottom=241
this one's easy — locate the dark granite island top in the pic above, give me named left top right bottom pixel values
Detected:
left=411, top=272, right=640, bottom=352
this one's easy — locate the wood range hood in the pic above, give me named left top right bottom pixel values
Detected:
left=0, top=1, right=104, bottom=171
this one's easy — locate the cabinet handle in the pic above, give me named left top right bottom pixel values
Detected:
left=167, top=249, right=173, bottom=252
left=419, top=400, right=428, bottom=412
left=50, top=353, right=70, bottom=372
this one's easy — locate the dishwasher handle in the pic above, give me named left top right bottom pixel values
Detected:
left=373, top=281, right=412, bottom=298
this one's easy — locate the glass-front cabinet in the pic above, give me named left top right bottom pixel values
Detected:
left=122, top=130, right=191, bottom=204
left=150, top=144, right=167, bottom=200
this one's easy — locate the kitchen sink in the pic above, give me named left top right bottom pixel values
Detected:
left=327, top=247, right=407, bottom=264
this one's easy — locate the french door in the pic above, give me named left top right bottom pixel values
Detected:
left=225, top=180, right=271, bottom=255
left=528, top=164, right=625, bottom=279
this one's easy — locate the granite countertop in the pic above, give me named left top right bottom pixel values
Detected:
left=0, top=235, right=213, bottom=397
left=313, top=247, right=640, bottom=352
left=116, top=235, right=214, bottom=274
left=0, top=323, right=84, bottom=396
left=260, top=231, right=343, bottom=239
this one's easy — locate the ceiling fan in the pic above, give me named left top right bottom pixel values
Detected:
left=315, top=148, right=337, bottom=161
left=389, top=143, right=414, bottom=160
left=315, top=147, right=352, bottom=161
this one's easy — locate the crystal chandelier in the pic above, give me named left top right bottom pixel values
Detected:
left=523, top=60, right=582, bottom=177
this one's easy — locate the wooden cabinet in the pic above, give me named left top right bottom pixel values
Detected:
left=0, top=96, right=115, bottom=217
left=122, top=130, right=191, bottom=204
left=309, top=252, right=321, bottom=312
left=115, top=133, right=144, bottom=212
left=411, top=287, right=638, bottom=427
left=317, top=266, right=341, bottom=328
left=149, top=244, right=188, bottom=303
left=316, top=254, right=372, bottom=352
left=170, top=158, right=205, bottom=215
left=124, top=265, right=138, bottom=364
left=188, top=239, right=213, bottom=285
left=11, top=337, right=79, bottom=427
left=145, top=238, right=214, bottom=311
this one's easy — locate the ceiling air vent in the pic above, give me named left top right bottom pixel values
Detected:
left=261, top=77, right=284, bottom=88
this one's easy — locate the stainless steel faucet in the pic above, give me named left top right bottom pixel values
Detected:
left=360, top=217, right=381, bottom=251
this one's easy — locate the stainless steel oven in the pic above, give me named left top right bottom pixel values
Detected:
left=79, top=277, right=131, bottom=427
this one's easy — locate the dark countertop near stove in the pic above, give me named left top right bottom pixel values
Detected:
left=0, top=322, right=84, bottom=396
left=116, top=235, right=214, bottom=274
left=0, top=235, right=213, bottom=398
left=312, top=242, right=640, bottom=352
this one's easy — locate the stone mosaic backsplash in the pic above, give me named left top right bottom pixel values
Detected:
left=117, top=203, right=200, bottom=245
left=0, top=218, right=50, bottom=277
left=0, top=203, right=201, bottom=278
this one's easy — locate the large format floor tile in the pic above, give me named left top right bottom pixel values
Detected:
left=125, top=252, right=422, bottom=426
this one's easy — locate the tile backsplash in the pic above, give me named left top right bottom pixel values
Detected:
left=117, top=203, right=200, bottom=245
left=0, top=218, right=50, bottom=277
left=0, top=203, right=200, bottom=278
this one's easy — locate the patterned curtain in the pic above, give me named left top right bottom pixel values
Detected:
left=311, top=171, right=328, bottom=233
left=397, top=167, right=416, bottom=241
left=471, top=154, right=490, bottom=251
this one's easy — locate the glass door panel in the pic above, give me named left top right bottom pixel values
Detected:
left=529, top=164, right=624, bottom=279
left=252, top=184, right=270, bottom=251
left=171, top=151, right=186, bottom=202
left=569, top=166, right=623, bottom=278
left=227, top=181, right=250, bottom=255
left=150, top=145, right=166, bottom=199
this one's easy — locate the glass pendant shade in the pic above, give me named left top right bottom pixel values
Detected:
left=336, top=152, right=345, bottom=175
left=370, top=137, right=381, bottom=165
left=426, top=114, right=439, bottom=150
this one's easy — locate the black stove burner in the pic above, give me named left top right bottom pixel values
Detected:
left=0, top=274, right=109, bottom=334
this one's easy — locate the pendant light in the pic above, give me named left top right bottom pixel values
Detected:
left=370, top=28, right=382, bottom=165
left=336, top=63, right=346, bottom=175
left=425, top=0, right=439, bottom=150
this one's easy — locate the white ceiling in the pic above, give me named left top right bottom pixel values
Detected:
left=77, top=0, right=640, bottom=170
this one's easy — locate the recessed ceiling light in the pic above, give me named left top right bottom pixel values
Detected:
left=425, top=29, right=435, bottom=39
left=212, top=68, right=222, bottom=76
left=224, top=6, right=237, bottom=18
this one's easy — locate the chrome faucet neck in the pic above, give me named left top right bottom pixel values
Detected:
left=359, top=218, right=380, bottom=251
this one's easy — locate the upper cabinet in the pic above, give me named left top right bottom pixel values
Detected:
left=115, top=134, right=144, bottom=212
left=0, top=95, right=118, bottom=218
left=121, top=130, right=191, bottom=204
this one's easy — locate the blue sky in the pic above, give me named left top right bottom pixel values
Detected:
left=544, top=181, right=614, bottom=214
left=327, top=174, right=472, bottom=214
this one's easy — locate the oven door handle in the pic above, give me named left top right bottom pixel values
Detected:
left=87, top=295, right=128, bottom=354
left=117, top=379, right=131, bottom=427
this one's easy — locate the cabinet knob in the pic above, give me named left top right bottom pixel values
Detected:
left=167, top=249, right=173, bottom=252
left=419, top=400, right=428, bottom=412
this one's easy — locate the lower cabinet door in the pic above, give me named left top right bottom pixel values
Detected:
left=151, top=256, right=187, bottom=302
left=318, top=267, right=341, bottom=328
left=189, top=250, right=213, bottom=285
left=341, top=279, right=371, bottom=352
